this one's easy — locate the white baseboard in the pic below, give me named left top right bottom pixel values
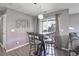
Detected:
left=6, top=43, right=29, bottom=52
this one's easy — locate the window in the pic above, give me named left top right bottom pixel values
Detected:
left=39, top=18, right=56, bottom=34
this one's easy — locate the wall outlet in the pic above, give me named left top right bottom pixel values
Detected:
left=16, top=41, right=19, bottom=44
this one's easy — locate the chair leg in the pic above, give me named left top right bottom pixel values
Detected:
left=46, top=44, right=47, bottom=50
left=29, top=46, right=31, bottom=56
left=39, top=44, right=42, bottom=56
left=36, top=44, right=40, bottom=56
left=43, top=44, right=46, bottom=56
left=51, top=44, right=52, bottom=55
left=29, top=50, right=31, bottom=56
left=29, top=49, right=32, bottom=56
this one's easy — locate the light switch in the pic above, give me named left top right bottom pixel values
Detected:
left=16, top=41, right=19, bottom=44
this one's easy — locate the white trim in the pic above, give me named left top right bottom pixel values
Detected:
left=6, top=43, right=29, bottom=52
left=3, top=14, right=7, bottom=49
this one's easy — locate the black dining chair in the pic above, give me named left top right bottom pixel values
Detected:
left=27, top=32, right=46, bottom=56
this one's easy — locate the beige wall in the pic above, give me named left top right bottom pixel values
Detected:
left=0, top=15, right=3, bottom=45
left=58, top=9, right=69, bottom=48
left=69, top=13, right=79, bottom=49
left=6, top=9, right=35, bottom=50
left=0, top=7, right=6, bottom=45
left=70, top=13, right=79, bottom=33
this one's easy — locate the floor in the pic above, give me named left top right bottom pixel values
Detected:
left=45, top=44, right=68, bottom=56
left=0, top=44, right=68, bottom=56
left=0, top=45, right=29, bottom=56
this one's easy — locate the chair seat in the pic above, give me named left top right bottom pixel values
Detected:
left=45, top=40, right=54, bottom=44
left=35, top=40, right=42, bottom=44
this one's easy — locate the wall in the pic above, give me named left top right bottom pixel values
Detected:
left=33, top=17, right=38, bottom=33
left=6, top=9, right=35, bottom=50
left=0, top=15, right=3, bottom=45
left=0, top=7, right=6, bottom=46
left=70, top=13, right=79, bottom=33
left=69, top=13, right=79, bottom=49
left=58, top=9, right=69, bottom=49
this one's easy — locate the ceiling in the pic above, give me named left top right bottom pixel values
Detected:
left=0, top=3, right=79, bottom=16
